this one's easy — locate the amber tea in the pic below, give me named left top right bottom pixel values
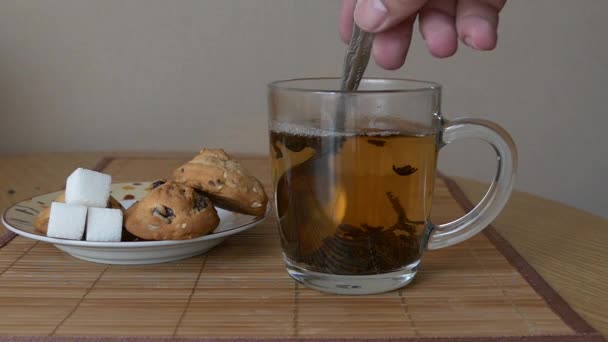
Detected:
left=270, top=122, right=438, bottom=276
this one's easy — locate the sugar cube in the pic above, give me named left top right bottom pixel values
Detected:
left=86, top=208, right=123, bottom=242
left=65, top=168, right=112, bottom=208
left=47, top=202, right=87, bottom=240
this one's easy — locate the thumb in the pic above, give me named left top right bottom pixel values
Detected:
left=354, top=0, right=427, bottom=32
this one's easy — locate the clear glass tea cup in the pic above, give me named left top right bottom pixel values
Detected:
left=268, top=78, right=517, bottom=295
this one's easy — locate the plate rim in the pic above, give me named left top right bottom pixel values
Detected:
left=2, top=184, right=271, bottom=248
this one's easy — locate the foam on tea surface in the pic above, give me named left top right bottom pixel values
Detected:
left=271, top=121, right=404, bottom=137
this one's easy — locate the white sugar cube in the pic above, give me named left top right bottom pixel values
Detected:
left=47, top=202, right=87, bottom=240
left=85, top=208, right=123, bottom=242
left=65, top=168, right=112, bottom=208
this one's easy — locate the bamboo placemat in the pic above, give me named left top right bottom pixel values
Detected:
left=0, top=156, right=603, bottom=341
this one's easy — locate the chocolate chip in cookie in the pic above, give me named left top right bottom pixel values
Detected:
left=193, top=189, right=209, bottom=211
left=152, top=205, right=175, bottom=223
left=150, top=179, right=167, bottom=189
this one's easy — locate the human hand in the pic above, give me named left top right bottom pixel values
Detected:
left=339, top=0, right=506, bottom=69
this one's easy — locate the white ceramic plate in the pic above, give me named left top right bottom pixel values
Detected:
left=2, top=182, right=270, bottom=265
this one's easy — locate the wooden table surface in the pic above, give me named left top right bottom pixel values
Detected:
left=1, top=153, right=606, bottom=337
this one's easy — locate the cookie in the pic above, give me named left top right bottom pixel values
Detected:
left=173, top=148, right=268, bottom=216
left=124, top=180, right=219, bottom=240
left=34, top=193, right=123, bottom=234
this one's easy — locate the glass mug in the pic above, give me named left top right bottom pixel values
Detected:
left=267, top=78, right=517, bottom=295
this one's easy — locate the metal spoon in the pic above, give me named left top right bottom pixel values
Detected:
left=340, top=25, right=374, bottom=92
left=335, top=23, right=374, bottom=130
left=276, top=18, right=376, bottom=256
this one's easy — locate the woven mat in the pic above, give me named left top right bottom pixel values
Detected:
left=0, top=156, right=603, bottom=341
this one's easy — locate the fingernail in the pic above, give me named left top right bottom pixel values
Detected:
left=356, top=0, right=388, bottom=31
left=463, top=36, right=478, bottom=49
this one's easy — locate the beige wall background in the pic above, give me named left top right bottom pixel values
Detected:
left=0, top=0, right=606, bottom=218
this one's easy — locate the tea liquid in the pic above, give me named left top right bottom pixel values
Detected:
left=270, top=122, right=438, bottom=275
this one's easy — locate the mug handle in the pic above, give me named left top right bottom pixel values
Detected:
left=427, top=118, right=518, bottom=250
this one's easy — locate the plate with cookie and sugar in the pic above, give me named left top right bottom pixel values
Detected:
left=2, top=149, right=271, bottom=265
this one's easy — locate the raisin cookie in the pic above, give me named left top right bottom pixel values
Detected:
left=124, top=180, right=219, bottom=240
left=34, top=193, right=123, bottom=234
left=173, top=148, right=268, bottom=216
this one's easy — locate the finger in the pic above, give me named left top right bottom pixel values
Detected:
left=339, top=0, right=357, bottom=43
left=456, top=0, right=506, bottom=50
left=419, top=0, right=458, bottom=58
left=354, top=0, right=427, bottom=33
left=372, top=18, right=415, bottom=70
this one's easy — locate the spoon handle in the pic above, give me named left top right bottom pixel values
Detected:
left=334, top=24, right=374, bottom=131
left=340, top=25, right=374, bottom=91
